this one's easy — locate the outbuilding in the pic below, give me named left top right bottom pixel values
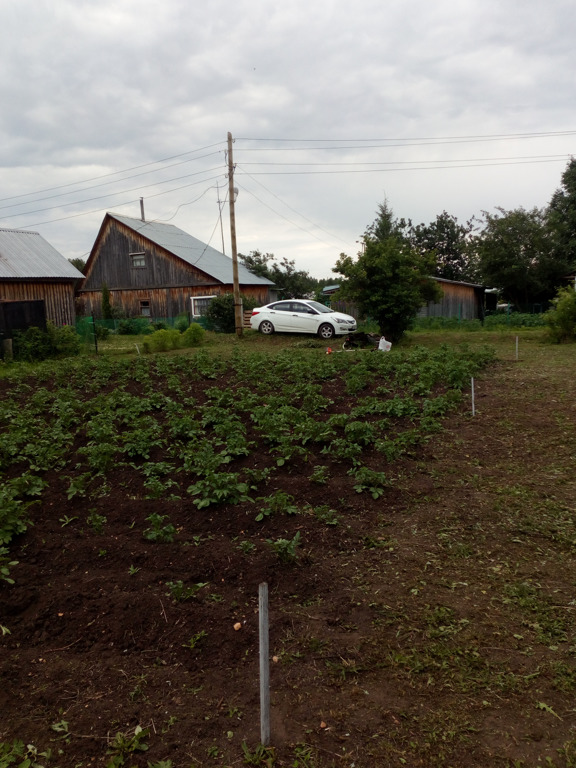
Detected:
left=0, top=227, right=83, bottom=327
left=78, top=213, right=274, bottom=319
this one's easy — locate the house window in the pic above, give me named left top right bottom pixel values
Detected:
left=139, top=300, right=151, bottom=317
left=130, top=251, right=146, bottom=268
left=191, top=295, right=217, bottom=317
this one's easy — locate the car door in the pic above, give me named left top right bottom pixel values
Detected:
left=289, top=302, right=320, bottom=334
left=265, top=301, right=292, bottom=331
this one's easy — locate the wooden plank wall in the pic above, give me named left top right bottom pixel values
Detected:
left=78, top=285, right=272, bottom=319
left=0, top=282, right=76, bottom=325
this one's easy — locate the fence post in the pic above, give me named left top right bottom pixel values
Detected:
left=259, top=582, right=270, bottom=746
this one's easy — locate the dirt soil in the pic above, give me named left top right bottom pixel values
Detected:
left=2, top=338, right=576, bottom=768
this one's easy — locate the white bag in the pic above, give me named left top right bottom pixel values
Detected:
left=378, top=337, right=392, bottom=351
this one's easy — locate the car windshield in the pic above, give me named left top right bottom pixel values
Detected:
left=305, top=301, right=333, bottom=314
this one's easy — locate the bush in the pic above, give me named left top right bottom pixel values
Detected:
left=145, top=329, right=181, bottom=353
left=94, top=324, right=110, bottom=341
left=181, top=323, right=205, bottom=347
left=12, top=323, right=81, bottom=362
left=117, top=318, right=153, bottom=335
left=205, top=293, right=258, bottom=333
left=545, top=286, right=576, bottom=342
left=175, top=314, right=189, bottom=332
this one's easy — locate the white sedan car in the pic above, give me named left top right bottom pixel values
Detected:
left=250, top=299, right=357, bottom=339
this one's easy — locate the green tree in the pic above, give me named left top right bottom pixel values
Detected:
left=333, top=202, right=441, bottom=343
left=239, top=250, right=321, bottom=298
left=68, top=257, right=87, bottom=274
left=473, top=207, right=561, bottom=311
left=205, top=293, right=258, bottom=333
left=545, top=285, right=576, bottom=342
left=101, top=283, right=113, bottom=320
left=547, top=158, right=576, bottom=272
left=410, top=211, right=476, bottom=282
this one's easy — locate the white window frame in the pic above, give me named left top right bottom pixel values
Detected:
left=190, top=295, right=217, bottom=317
left=130, top=251, right=146, bottom=268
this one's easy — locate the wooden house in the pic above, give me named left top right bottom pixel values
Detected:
left=0, top=227, right=83, bottom=327
left=326, top=277, right=486, bottom=321
left=78, top=213, right=275, bottom=319
left=418, top=278, right=485, bottom=321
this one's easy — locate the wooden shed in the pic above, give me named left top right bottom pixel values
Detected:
left=418, top=278, right=485, bottom=321
left=78, top=213, right=274, bottom=319
left=0, top=228, right=83, bottom=327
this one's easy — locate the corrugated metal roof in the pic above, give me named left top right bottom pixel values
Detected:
left=109, top=214, right=274, bottom=286
left=0, top=228, right=84, bottom=280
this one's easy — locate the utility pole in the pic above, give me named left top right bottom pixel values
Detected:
left=227, top=132, right=243, bottom=337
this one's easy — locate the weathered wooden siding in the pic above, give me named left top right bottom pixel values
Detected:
left=82, top=221, right=215, bottom=291
left=79, top=284, right=272, bottom=319
left=79, top=219, right=272, bottom=318
left=418, top=282, right=482, bottom=320
left=0, top=281, right=76, bottom=325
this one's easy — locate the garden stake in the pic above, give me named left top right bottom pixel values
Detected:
left=471, top=377, right=475, bottom=416
left=259, top=582, right=271, bottom=746
left=516, top=336, right=519, bottom=361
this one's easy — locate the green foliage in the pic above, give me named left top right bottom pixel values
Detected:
left=187, top=471, right=253, bottom=508
left=241, top=741, right=276, bottom=766
left=117, top=318, right=153, bottom=335
left=334, top=201, right=441, bottom=343
left=266, top=531, right=301, bottom=563
left=105, top=726, right=149, bottom=768
left=545, top=286, right=576, bottom=342
left=144, top=328, right=181, bottom=352
left=166, top=580, right=208, bottom=601
left=68, top=256, right=86, bottom=274
left=410, top=211, right=476, bottom=282
left=239, top=250, right=324, bottom=299
left=548, top=158, right=576, bottom=271
left=12, top=322, right=81, bottom=362
left=101, top=283, right=113, bottom=320
left=0, top=547, right=18, bottom=584
left=204, top=292, right=257, bottom=333
left=94, top=323, right=110, bottom=340
left=181, top=322, right=205, bottom=347
left=0, top=740, right=52, bottom=767
left=473, top=206, right=565, bottom=311
left=256, top=490, right=298, bottom=521
left=143, top=513, right=176, bottom=542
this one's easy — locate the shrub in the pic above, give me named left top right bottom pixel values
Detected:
left=12, top=323, right=81, bottom=362
left=205, top=293, right=258, bottom=333
left=175, top=314, right=189, bottom=332
left=117, top=318, right=153, bottom=335
left=145, top=328, right=181, bottom=353
left=94, top=324, right=110, bottom=341
left=545, top=286, right=576, bottom=342
left=181, top=323, right=205, bottom=347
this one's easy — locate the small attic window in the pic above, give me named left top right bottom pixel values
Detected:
left=130, top=251, right=146, bottom=268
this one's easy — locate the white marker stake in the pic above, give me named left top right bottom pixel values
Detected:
left=471, top=377, right=475, bottom=416
left=259, top=582, right=270, bottom=746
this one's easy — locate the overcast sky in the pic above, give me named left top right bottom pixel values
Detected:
left=1, top=0, right=575, bottom=278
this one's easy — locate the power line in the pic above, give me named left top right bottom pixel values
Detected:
left=236, top=165, right=349, bottom=246
left=236, top=129, right=576, bottom=145
left=0, top=141, right=226, bottom=204
left=0, top=166, right=226, bottom=222
left=23, top=174, right=225, bottom=228
left=235, top=153, right=571, bottom=168
left=0, top=150, right=224, bottom=213
left=234, top=156, right=570, bottom=176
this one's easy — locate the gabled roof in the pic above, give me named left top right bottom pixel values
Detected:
left=0, top=228, right=84, bottom=280
left=106, top=213, right=274, bottom=286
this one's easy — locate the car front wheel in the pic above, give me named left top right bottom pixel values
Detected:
left=259, top=320, right=275, bottom=335
left=318, top=323, right=335, bottom=340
